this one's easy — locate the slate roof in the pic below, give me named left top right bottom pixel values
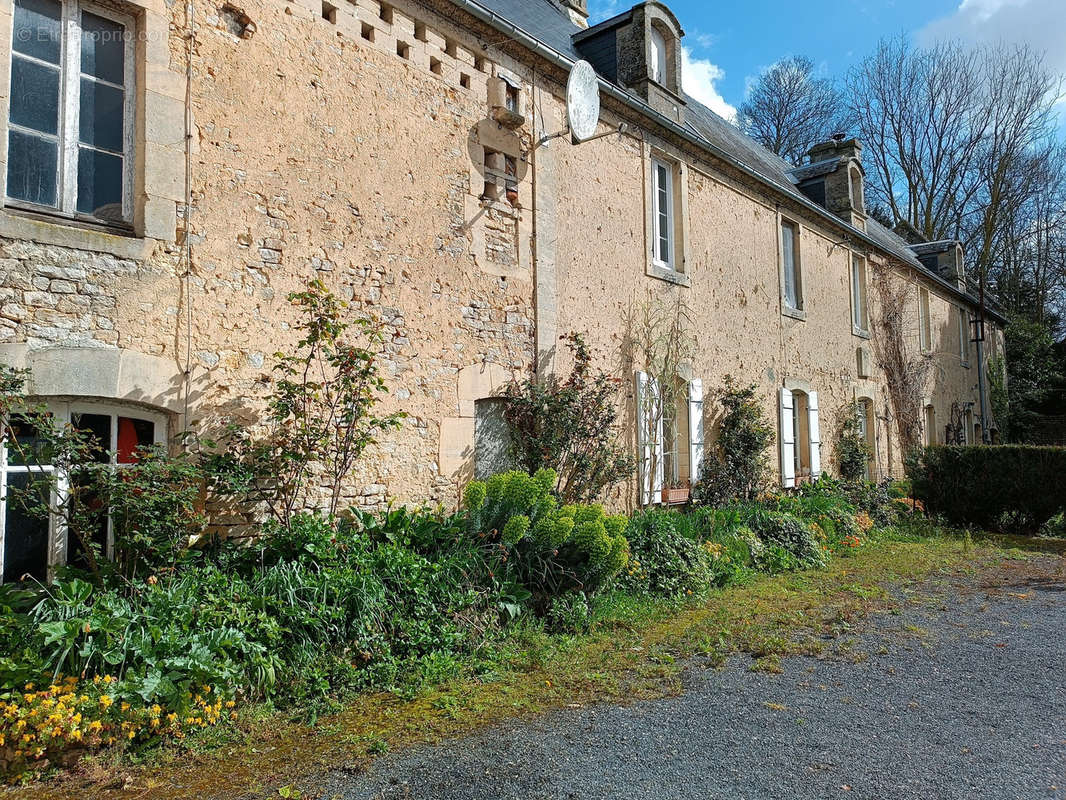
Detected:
left=465, top=0, right=999, bottom=318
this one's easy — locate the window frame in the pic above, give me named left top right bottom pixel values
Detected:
left=649, top=24, right=668, bottom=86
left=918, top=286, right=932, bottom=353
left=0, top=400, right=167, bottom=583
left=957, top=306, right=971, bottom=366
left=850, top=253, right=869, bottom=335
left=780, top=218, right=803, bottom=314
left=5, top=0, right=137, bottom=226
left=651, top=156, right=675, bottom=271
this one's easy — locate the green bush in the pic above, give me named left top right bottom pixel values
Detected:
left=463, top=470, right=629, bottom=603
left=692, top=378, right=774, bottom=505
left=617, top=510, right=714, bottom=598
left=0, top=511, right=497, bottom=716
left=739, top=506, right=828, bottom=569
left=911, top=445, right=1066, bottom=532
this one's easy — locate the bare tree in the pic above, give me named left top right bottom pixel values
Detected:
left=847, top=36, right=1063, bottom=325
left=737, top=56, right=851, bottom=165
left=846, top=37, right=987, bottom=239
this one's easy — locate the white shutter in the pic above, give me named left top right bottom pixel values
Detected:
left=808, top=390, right=822, bottom=478
left=688, top=379, right=704, bottom=482
left=779, top=387, right=795, bottom=488
left=635, top=371, right=652, bottom=506
left=651, top=377, right=664, bottom=505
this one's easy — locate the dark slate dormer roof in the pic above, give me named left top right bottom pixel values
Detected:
left=461, top=0, right=1002, bottom=321
left=788, top=157, right=844, bottom=183
left=909, top=240, right=959, bottom=257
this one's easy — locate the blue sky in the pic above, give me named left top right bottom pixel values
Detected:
left=586, top=0, right=1066, bottom=126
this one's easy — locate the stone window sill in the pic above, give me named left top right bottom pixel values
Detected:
left=647, top=263, right=690, bottom=287
left=782, top=305, right=806, bottom=321
left=0, top=208, right=153, bottom=260
left=852, top=327, right=871, bottom=340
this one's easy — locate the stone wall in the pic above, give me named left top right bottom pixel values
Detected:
left=0, top=0, right=999, bottom=525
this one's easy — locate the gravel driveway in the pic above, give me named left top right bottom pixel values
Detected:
left=319, top=563, right=1066, bottom=800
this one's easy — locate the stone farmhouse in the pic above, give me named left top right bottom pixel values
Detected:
left=0, top=0, right=1004, bottom=580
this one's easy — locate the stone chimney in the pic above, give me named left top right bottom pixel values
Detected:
left=551, top=0, right=589, bottom=28
left=805, top=135, right=866, bottom=229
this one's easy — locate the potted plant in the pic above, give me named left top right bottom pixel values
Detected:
left=662, top=481, right=690, bottom=505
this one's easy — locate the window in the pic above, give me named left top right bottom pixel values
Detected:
left=781, top=220, right=802, bottom=311
left=958, top=306, right=970, bottom=365
left=851, top=254, right=868, bottom=333
left=636, top=373, right=704, bottom=505
left=779, top=387, right=820, bottom=488
left=924, top=404, right=937, bottom=446
left=0, top=402, right=165, bottom=583
left=849, top=166, right=864, bottom=212
left=650, top=25, right=668, bottom=85
left=856, top=398, right=874, bottom=480
left=473, top=399, right=513, bottom=480
left=652, top=158, right=675, bottom=270
left=7, top=0, right=135, bottom=225
left=505, top=84, right=519, bottom=113
left=321, top=0, right=336, bottom=22
left=918, top=287, right=931, bottom=351
left=481, top=148, right=516, bottom=202
left=962, top=408, right=973, bottom=444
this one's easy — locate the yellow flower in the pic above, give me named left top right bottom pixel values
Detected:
left=88, top=720, right=102, bottom=733
left=99, top=695, right=114, bottom=709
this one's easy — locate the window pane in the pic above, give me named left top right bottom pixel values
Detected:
left=10, top=55, right=60, bottom=135
left=782, top=225, right=797, bottom=307
left=72, top=412, right=112, bottom=464
left=13, top=0, right=62, bottom=64
left=116, top=417, right=156, bottom=464
left=79, top=78, right=124, bottom=152
left=5, top=415, right=56, bottom=466
left=80, top=12, right=126, bottom=84
left=6, top=129, right=58, bottom=207
left=76, top=148, right=124, bottom=219
left=3, top=472, right=50, bottom=584
left=67, top=484, right=108, bottom=571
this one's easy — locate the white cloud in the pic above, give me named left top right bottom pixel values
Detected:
left=682, top=47, right=737, bottom=121
left=917, top=0, right=1066, bottom=93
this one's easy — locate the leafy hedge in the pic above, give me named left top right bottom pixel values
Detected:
left=911, top=445, right=1066, bottom=532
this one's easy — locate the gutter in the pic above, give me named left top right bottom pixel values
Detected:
left=443, top=0, right=1005, bottom=324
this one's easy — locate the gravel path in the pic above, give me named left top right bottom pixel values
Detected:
left=320, top=564, right=1066, bottom=800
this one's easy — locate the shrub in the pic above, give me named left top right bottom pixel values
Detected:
left=911, top=445, right=1066, bottom=532
left=740, top=506, right=828, bottom=569
left=692, top=378, right=773, bottom=506
left=617, top=510, right=714, bottom=598
left=463, top=470, right=629, bottom=603
left=204, top=280, right=405, bottom=525
left=835, top=411, right=873, bottom=483
left=504, top=334, right=634, bottom=503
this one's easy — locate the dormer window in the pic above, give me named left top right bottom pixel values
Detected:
left=849, top=165, right=865, bottom=213
left=650, top=25, right=667, bottom=85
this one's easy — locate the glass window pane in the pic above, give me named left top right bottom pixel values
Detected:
left=10, top=55, right=60, bottom=135
left=3, top=472, right=51, bottom=584
left=72, top=412, right=112, bottom=464
left=80, top=12, right=126, bottom=84
left=5, top=415, right=56, bottom=466
left=76, top=148, right=124, bottom=219
left=6, top=129, right=58, bottom=207
left=67, top=484, right=108, bottom=571
left=116, top=417, right=156, bottom=464
left=79, top=78, right=124, bottom=152
left=13, top=0, right=62, bottom=64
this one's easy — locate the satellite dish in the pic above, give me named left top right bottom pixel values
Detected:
left=566, top=60, right=601, bottom=144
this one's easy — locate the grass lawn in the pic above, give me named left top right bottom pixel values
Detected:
left=16, top=529, right=1065, bottom=800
